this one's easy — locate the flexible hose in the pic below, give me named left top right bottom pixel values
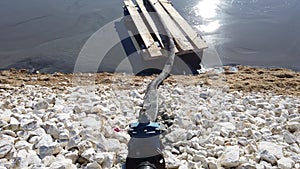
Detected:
left=138, top=4, right=176, bottom=123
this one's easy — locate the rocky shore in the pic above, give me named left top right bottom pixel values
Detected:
left=0, top=66, right=300, bottom=169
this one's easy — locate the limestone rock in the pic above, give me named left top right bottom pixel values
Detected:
left=205, top=157, right=218, bottom=169
left=33, top=101, right=49, bottom=110
left=85, top=161, right=102, bottom=169
left=165, top=128, right=187, bottom=143
left=237, top=163, right=256, bottom=169
left=221, top=146, right=240, bottom=168
left=14, top=149, right=42, bottom=168
left=0, top=144, right=12, bottom=158
left=258, top=141, right=283, bottom=159
left=42, top=122, right=60, bottom=139
left=82, top=116, right=101, bottom=129
left=65, top=149, right=79, bottom=163
left=93, top=153, right=105, bottom=165
left=38, top=142, right=61, bottom=159
left=287, top=122, right=300, bottom=132
left=102, top=152, right=116, bottom=169
left=49, top=159, right=77, bottom=169
left=217, top=122, right=236, bottom=130
left=0, top=120, right=8, bottom=128
left=42, top=155, right=56, bottom=167
left=277, top=157, right=295, bottom=169
left=14, top=140, right=33, bottom=150
left=81, top=148, right=96, bottom=161
left=21, top=119, right=38, bottom=131
left=260, top=150, right=277, bottom=165
left=284, top=132, right=297, bottom=144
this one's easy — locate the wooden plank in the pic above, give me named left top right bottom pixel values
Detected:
left=159, top=0, right=208, bottom=50
left=148, top=0, right=194, bottom=51
left=136, top=0, right=164, bottom=48
left=136, top=0, right=179, bottom=53
left=124, top=0, right=162, bottom=57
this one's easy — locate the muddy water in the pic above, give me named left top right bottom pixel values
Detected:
left=0, top=0, right=299, bottom=72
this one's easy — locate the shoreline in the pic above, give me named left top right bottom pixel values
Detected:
left=1, top=65, right=299, bottom=97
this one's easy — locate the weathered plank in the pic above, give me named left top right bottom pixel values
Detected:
left=136, top=0, right=164, bottom=48
left=124, top=0, right=162, bottom=57
left=148, top=0, right=194, bottom=51
left=159, top=0, right=208, bottom=50
left=136, top=0, right=179, bottom=53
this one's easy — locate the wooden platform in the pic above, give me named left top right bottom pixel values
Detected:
left=123, top=0, right=207, bottom=59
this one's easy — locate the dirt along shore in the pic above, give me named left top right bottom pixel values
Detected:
left=1, top=65, right=299, bottom=97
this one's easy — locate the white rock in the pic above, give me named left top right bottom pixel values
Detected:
left=81, top=148, right=96, bottom=161
left=33, top=100, right=49, bottom=110
left=27, top=149, right=42, bottom=166
left=205, top=157, right=218, bottom=169
left=85, top=161, right=102, bottom=169
left=38, top=142, right=61, bottom=159
left=238, top=137, right=249, bottom=146
left=28, top=135, right=40, bottom=145
left=10, top=116, right=19, bottom=125
left=221, top=146, right=240, bottom=168
left=42, top=155, right=56, bottom=167
left=237, top=163, right=256, bottom=169
left=113, top=132, right=130, bottom=144
left=1, top=130, right=16, bottom=137
left=258, top=141, right=283, bottom=159
left=49, top=159, right=77, bottom=169
left=129, top=90, right=142, bottom=98
left=235, top=105, right=246, bottom=112
left=214, top=136, right=225, bottom=146
left=290, top=116, right=300, bottom=122
left=65, top=149, right=79, bottom=163
left=2, top=117, right=20, bottom=131
left=200, top=92, right=209, bottom=99
left=0, top=120, right=8, bottom=128
left=102, top=152, right=116, bottom=169
left=67, top=135, right=82, bottom=150
left=260, top=150, right=277, bottom=164
left=43, top=122, right=60, bottom=139
left=55, top=113, right=71, bottom=121
left=82, top=116, right=101, bottom=129
left=78, top=140, right=93, bottom=155
left=31, top=127, right=46, bottom=136
left=193, top=113, right=202, bottom=125
left=178, top=164, right=188, bottom=169
left=103, top=139, right=121, bottom=152
left=93, top=153, right=105, bottom=164
left=59, top=129, right=70, bottom=141
left=14, top=149, right=42, bottom=168
left=277, top=157, right=295, bottom=169
left=174, top=87, right=184, bottom=95
left=284, top=132, right=297, bottom=144
left=0, top=144, right=12, bottom=158
left=287, top=122, right=300, bottom=132
left=165, top=128, right=187, bottom=143
left=217, top=122, right=236, bottom=130
left=14, top=140, right=32, bottom=150
left=193, top=154, right=205, bottom=163
left=21, top=119, right=38, bottom=131
left=15, top=149, right=29, bottom=168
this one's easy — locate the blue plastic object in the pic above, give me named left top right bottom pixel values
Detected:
left=128, top=122, right=163, bottom=138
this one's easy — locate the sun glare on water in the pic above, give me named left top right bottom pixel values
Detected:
left=194, top=0, right=221, bottom=33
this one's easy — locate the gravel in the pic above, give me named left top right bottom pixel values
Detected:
left=0, top=68, right=300, bottom=168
